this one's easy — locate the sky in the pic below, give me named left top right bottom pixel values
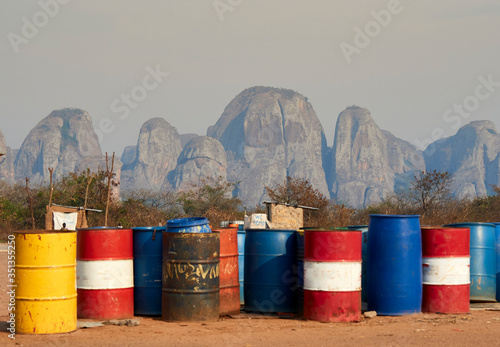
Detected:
left=1, top=0, right=500, bottom=155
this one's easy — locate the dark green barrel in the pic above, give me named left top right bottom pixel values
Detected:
left=162, top=232, right=220, bottom=321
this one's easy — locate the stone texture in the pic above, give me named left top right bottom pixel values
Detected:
left=168, top=136, right=227, bottom=190
left=424, top=120, right=500, bottom=199
left=0, top=127, right=16, bottom=182
left=208, top=86, right=329, bottom=207
left=383, top=130, right=425, bottom=192
left=329, top=107, right=394, bottom=207
left=120, top=118, right=182, bottom=191
left=120, top=145, right=136, bottom=166
left=14, top=108, right=102, bottom=183
left=329, top=107, right=424, bottom=207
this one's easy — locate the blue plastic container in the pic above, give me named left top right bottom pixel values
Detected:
left=494, top=223, right=500, bottom=302
left=166, top=217, right=211, bottom=233
left=244, top=229, right=297, bottom=313
left=237, top=227, right=245, bottom=305
left=133, top=226, right=165, bottom=315
left=446, top=222, right=496, bottom=302
left=348, top=225, right=369, bottom=302
left=367, top=215, right=422, bottom=315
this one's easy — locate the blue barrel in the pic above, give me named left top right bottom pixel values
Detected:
left=495, top=223, right=500, bottom=302
left=348, top=225, right=368, bottom=302
left=446, top=222, right=496, bottom=302
left=133, top=226, right=165, bottom=315
left=296, top=230, right=304, bottom=316
left=166, top=217, right=211, bottom=233
left=367, top=215, right=422, bottom=315
left=244, top=229, right=297, bottom=313
left=237, top=227, right=245, bottom=305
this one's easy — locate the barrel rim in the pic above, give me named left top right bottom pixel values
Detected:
left=13, top=230, right=77, bottom=234
left=211, top=227, right=238, bottom=232
left=444, top=222, right=496, bottom=228
left=167, top=217, right=209, bottom=228
left=347, top=225, right=368, bottom=228
left=303, top=228, right=360, bottom=232
left=245, top=228, right=297, bottom=232
left=77, top=227, right=133, bottom=231
left=132, top=226, right=166, bottom=231
left=369, top=214, right=420, bottom=218
left=421, top=226, right=470, bottom=230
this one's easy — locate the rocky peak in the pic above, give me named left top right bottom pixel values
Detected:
left=424, top=120, right=500, bottom=198
left=329, top=106, right=425, bottom=207
left=120, top=118, right=182, bottom=191
left=14, top=108, right=102, bottom=182
left=329, top=106, right=394, bottom=207
left=168, top=136, right=227, bottom=190
left=208, top=86, right=329, bottom=207
left=0, top=127, right=16, bottom=182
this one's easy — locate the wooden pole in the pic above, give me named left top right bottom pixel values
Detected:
left=48, top=167, right=54, bottom=207
left=26, top=177, right=35, bottom=230
left=84, top=169, right=94, bottom=212
left=104, top=152, right=115, bottom=227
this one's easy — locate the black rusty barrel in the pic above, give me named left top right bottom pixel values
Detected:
left=162, top=232, right=220, bottom=321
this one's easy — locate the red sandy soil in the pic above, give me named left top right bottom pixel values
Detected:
left=1, top=250, right=500, bottom=346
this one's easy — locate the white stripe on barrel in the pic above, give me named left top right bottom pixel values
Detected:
left=422, top=257, right=470, bottom=285
left=77, top=259, right=134, bottom=289
left=304, top=261, right=361, bottom=292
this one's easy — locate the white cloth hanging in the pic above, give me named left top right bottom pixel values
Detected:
left=53, top=212, right=78, bottom=231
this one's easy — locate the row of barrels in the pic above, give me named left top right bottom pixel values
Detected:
left=256, top=217, right=500, bottom=321
left=12, top=216, right=500, bottom=333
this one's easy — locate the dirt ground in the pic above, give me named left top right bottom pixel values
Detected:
left=1, top=250, right=500, bottom=346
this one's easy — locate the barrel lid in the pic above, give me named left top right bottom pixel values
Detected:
left=167, top=217, right=209, bottom=228
left=245, top=228, right=298, bottom=232
left=302, top=228, right=361, bottom=232
left=13, top=230, right=76, bottom=234
left=444, top=222, right=496, bottom=228
left=370, top=214, right=420, bottom=218
left=77, top=227, right=132, bottom=231
left=133, top=226, right=166, bottom=231
left=347, top=225, right=368, bottom=229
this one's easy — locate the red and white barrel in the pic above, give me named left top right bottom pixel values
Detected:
left=77, top=228, right=134, bottom=319
left=421, top=226, right=470, bottom=314
left=303, top=228, right=362, bottom=322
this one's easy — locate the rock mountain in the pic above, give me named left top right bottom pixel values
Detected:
left=14, top=109, right=105, bottom=183
left=424, top=120, right=500, bottom=199
left=3, top=88, right=499, bottom=208
left=0, top=127, right=16, bottom=182
left=120, top=118, right=182, bottom=191
left=329, top=106, right=425, bottom=206
left=207, top=86, right=329, bottom=207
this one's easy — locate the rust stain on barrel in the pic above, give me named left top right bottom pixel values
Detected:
left=162, top=232, right=220, bottom=321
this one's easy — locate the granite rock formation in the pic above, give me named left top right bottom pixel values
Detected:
left=168, top=136, right=227, bottom=190
left=120, top=118, right=182, bottom=191
left=207, top=86, right=329, bottom=207
left=14, top=108, right=102, bottom=183
left=424, top=120, right=500, bottom=198
left=329, top=106, right=425, bottom=207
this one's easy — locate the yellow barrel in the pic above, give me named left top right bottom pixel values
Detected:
left=15, top=230, right=77, bottom=334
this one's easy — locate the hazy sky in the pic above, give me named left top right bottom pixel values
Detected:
left=1, top=0, right=500, bottom=155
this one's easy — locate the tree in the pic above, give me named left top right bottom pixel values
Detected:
left=410, top=170, right=453, bottom=215
left=265, top=176, right=328, bottom=209
left=178, top=176, right=243, bottom=226
left=265, top=176, right=329, bottom=226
